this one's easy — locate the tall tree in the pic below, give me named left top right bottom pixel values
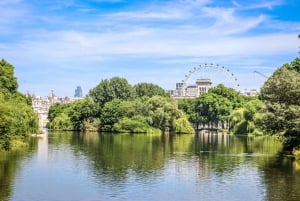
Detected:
left=260, top=59, right=300, bottom=150
left=0, top=59, right=18, bottom=94
left=231, top=98, right=265, bottom=135
left=178, top=98, right=200, bottom=128
left=89, top=77, right=134, bottom=109
left=289, top=57, right=300, bottom=73
left=195, top=93, right=233, bottom=128
left=146, top=96, right=193, bottom=133
left=0, top=59, right=38, bottom=150
left=68, top=98, right=99, bottom=131
left=48, top=103, right=70, bottom=122
left=208, top=84, right=244, bottom=109
left=99, top=99, right=131, bottom=131
left=134, top=82, right=169, bottom=98
left=260, top=65, right=300, bottom=106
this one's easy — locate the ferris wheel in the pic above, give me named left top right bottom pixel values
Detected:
left=179, top=63, right=240, bottom=96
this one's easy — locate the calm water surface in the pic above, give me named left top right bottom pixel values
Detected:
left=1, top=131, right=300, bottom=201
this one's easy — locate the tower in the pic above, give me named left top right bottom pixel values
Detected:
left=74, top=86, right=83, bottom=98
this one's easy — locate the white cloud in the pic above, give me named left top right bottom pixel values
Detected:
left=102, top=0, right=213, bottom=21
left=179, top=0, right=211, bottom=5
left=2, top=27, right=296, bottom=66
left=243, top=0, right=284, bottom=10
left=0, top=0, right=22, bottom=5
left=232, top=0, right=241, bottom=7
left=0, top=3, right=25, bottom=22
left=200, top=7, right=267, bottom=35
left=101, top=1, right=268, bottom=37
left=264, top=20, right=300, bottom=32
left=1, top=0, right=298, bottom=96
left=89, top=0, right=124, bottom=2
left=105, top=10, right=188, bottom=20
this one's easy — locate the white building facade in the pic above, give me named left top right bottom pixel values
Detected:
left=171, top=78, right=212, bottom=99
left=32, top=91, right=71, bottom=128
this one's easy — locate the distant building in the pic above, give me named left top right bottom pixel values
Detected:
left=171, top=78, right=212, bottom=99
left=196, top=79, right=212, bottom=95
left=74, top=86, right=83, bottom=98
left=32, top=90, right=72, bottom=128
left=244, top=89, right=258, bottom=96
left=185, top=85, right=197, bottom=97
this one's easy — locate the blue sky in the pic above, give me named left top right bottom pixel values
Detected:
left=0, top=0, right=299, bottom=97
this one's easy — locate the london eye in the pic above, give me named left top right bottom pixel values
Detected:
left=179, top=63, right=240, bottom=97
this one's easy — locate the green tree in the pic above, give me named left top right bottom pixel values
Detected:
left=99, top=99, right=131, bottom=131
left=134, top=82, right=169, bottom=98
left=49, top=79, right=193, bottom=134
left=48, top=103, right=71, bottom=122
left=89, top=77, right=134, bottom=109
left=68, top=98, right=99, bottom=131
left=195, top=93, right=233, bottom=129
left=179, top=85, right=245, bottom=131
left=173, top=117, right=195, bottom=133
left=231, top=98, right=265, bottom=135
left=260, top=59, right=300, bottom=150
left=145, top=96, right=193, bottom=133
left=0, top=59, right=38, bottom=150
left=261, top=66, right=300, bottom=106
left=208, top=84, right=244, bottom=109
left=178, top=98, right=200, bottom=128
left=289, top=58, right=300, bottom=73
left=47, top=98, right=100, bottom=131
left=113, top=116, right=160, bottom=133
left=0, top=59, right=18, bottom=94
left=50, top=113, right=73, bottom=130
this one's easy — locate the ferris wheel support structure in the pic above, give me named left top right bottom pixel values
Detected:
left=180, top=63, right=240, bottom=97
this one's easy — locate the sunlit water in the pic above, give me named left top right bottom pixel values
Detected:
left=1, top=131, right=300, bottom=201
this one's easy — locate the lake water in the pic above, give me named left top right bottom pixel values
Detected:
left=1, top=131, right=300, bottom=201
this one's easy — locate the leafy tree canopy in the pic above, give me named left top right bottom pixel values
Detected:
left=260, top=58, right=300, bottom=150
left=0, top=59, right=18, bottom=94
left=260, top=63, right=300, bottom=106
left=99, top=99, right=131, bottom=131
left=134, top=82, right=169, bottom=98
left=49, top=77, right=193, bottom=134
left=68, top=98, right=99, bottom=131
left=195, top=92, right=233, bottom=124
left=0, top=59, right=38, bottom=150
left=208, top=84, right=244, bottom=108
left=288, top=57, right=300, bottom=73
left=89, top=77, right=134, bottom=108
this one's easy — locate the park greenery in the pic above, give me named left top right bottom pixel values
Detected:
left=260, top=58, right=300, bottom=150
left=1, top=57, right=299, bottom=151
left=48, top=75, right=263, bottom=137
left=47, top=78, right=194, bottom=134
left=0, top=59, right=39, bottom=150
left=177, top=84, right=264, bottom=135
left=178, top=58, right=300, bottom=150
left=46, top=58, right=300, bottom=151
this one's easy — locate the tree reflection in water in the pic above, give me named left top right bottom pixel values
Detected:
left=0, top=138, right=37, bottom=201
left=2, top=131, right=300, bottom=201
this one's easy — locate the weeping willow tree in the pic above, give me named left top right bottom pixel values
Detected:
left=230, top=99, right=265, bottom=135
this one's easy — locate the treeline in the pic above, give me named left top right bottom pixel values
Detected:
left=0, top=59, right=39, bottom=150
left=178, top=84, right=264, bottom=135
left=179, top=58, right=300, bottom=150
left=47, top=78, right=194, bottom=134
left=47, top=58, right=300, bottom=150
left=47, top=76, right=259, bottom=135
